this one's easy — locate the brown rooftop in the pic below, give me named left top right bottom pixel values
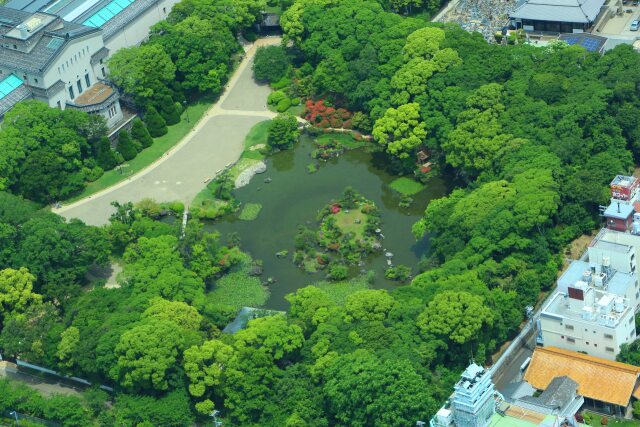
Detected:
left=524, top=346, right=640, bottom=407
left=73, top=82, right=113, bottom=106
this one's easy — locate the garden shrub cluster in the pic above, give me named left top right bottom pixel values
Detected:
left=304, top=100, right=352, bottom=129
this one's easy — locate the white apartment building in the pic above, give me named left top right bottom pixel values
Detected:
left=0, top=7, right=123, bottom=127
left=540, top=280, right=636, bottom=360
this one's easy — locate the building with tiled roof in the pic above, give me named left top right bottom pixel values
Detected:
left=0, top=6, right=122, bottom=126
left=509, top=0, right=606, bottom=33
left=524, top=346, right=640, bottom=417
left=5, top=0, right=179, bottom=52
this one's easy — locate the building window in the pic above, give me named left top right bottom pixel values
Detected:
left=34, top=78, right=38, bottom=83
left=85, top=73, right=90, bottom=87
left=101, top=67, right=106, bottom=78
left=604, top=333, right=613, bottom=339
left=13, top=44, right=17, bottom=49
left=56, top=100, right=61, bottom=109
left=586, top=342, right=589, bottom=345
left=630, top=317, right=634, bottom=325
left=68, top=86, right=74, bottom=99
left=107, top=103, right=118, bottom=119
left=163, top=6, right=166, bottom=13
left=565, top=324, right=574, bottom=330
left=567, top=337, right=575, bottom=343
left=77, top=80, right=82, bottom=93
left=606, top=347, right=614, bottom=352
left=594, top=343, right=597, bottom=347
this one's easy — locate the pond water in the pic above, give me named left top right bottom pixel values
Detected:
left=207, top=136, right=449, bottom=310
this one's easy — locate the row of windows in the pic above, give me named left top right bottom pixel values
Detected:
left=564, top=323, right=616, bottom=340
left=561, top=336, right=615, bottom=352
left=68, top=73, right=91, bottom=100
left=58, top=46, right=92, bottom=75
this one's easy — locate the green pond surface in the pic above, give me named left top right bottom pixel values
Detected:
left=207, top=136, right=449, bottom=310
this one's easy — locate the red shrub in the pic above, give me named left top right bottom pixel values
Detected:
left=342, top=120, right=352, bottom=129
left=318, top=119, right=330, bottom=128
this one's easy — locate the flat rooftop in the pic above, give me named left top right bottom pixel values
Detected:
left=603, top=201, right=634, bottom=220
left=73, top=81, right=113, bottom=105
left=542, top=290, right=630, bottom=327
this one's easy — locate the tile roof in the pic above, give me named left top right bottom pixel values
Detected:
left=524, top=346, right=640, bottom=407
left=510, top=0, right=605, bottom=24
left=0, top=6, right=99, bottom=74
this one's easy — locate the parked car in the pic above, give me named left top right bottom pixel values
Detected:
left=631, top=20, right=640, bottom=31
left=634, top=0, right=639, bottom=6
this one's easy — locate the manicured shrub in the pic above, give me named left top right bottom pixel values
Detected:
left=116, top=131, right=137, bottom=161
left=95, top=137, right=118, bottom=170
left=158, top=95, right=180, bottom=125
left=131, top=118, right=153, bottom=148
left=276, top=97, right=292, bottom=112
left=145, top=106, right=167, bottom=137
left=268, top=90, right=287, bottom=105
left=291, top=97, right=300, bottom=106
left=304, top=99, right=352, bottom=129
left=328, top=264, right=349, bottom=281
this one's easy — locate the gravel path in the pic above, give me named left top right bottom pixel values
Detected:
left=54, top=38, right=281, bottom=225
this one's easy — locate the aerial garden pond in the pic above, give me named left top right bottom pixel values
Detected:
left=203, top=129, right=449, bottom=310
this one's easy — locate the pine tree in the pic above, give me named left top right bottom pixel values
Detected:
left=95, top=137, right=118, bottom=170
left=145, top=106, right=168, bottom=137
left=131, top=118, right=154, bottom=148
left=158, top=95, right=180, bottom=125
left=117, top=131, right=137, bottom=161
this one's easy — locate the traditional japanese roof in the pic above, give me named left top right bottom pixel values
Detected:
left=510, top=0, right=605, bottom=24
left=524, top=346, right=640, bottom=407
left=0, top=6, right=99, bottom=74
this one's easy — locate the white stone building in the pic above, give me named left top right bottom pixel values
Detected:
left=5, top=0, right=180, bottom=52
left=0, top=6, right=123, bottom=127
left=539, top=280, right=636, bottom=360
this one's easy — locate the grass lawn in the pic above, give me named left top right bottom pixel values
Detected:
left=389, top=177, right=425, bottom=196
left=239, top=203, right=262, bottom=221
left=67, top=101, right=213, bottom=202
left=333, top=209, right=366, bottom=239
left=316, top=133, right=368, bottom=150
left=583, top=412, right=640, bottom=426
left=244, top=120, right=270, bottom=150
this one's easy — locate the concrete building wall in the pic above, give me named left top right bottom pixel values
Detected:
left=588, top=245, right=635, bottom=275
left=42, top=32, right=105, bottom=108
left=103, top=0, right=177, bottom=51
left=541, top=307, right=636, bottom=360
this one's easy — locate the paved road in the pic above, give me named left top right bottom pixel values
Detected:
left=55, top=38, right=280, bottom=226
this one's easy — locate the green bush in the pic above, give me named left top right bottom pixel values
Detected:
left=95, top=137, right=118, bottom=170
left=276, top=97, right=292, bottom=112
left=145, top=106, right=168, bottom=137
left=291, top=97, right=301, bottom=106
left=268, top=90, right=287, bottom=105
left=116, top=131, right=138, bottom=161
left=131, top=118, right=154, bottom=148
left=253, top=45, right=290, bottom=82
left=271, top=76, right=292, bottom=90
left=328, top=264, right=348, bottom=281
left=84, top=166, right=104, bottom=182
left=385, top=265, right=412, bottom=281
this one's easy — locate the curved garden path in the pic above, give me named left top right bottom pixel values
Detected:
left=54, top=37, right=281, bottom=226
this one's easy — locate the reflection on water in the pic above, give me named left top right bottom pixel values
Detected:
left=206, top=136, right=449, bottom=310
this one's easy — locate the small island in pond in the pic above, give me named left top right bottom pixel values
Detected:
left=293, top=187, right=383, bottom=279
